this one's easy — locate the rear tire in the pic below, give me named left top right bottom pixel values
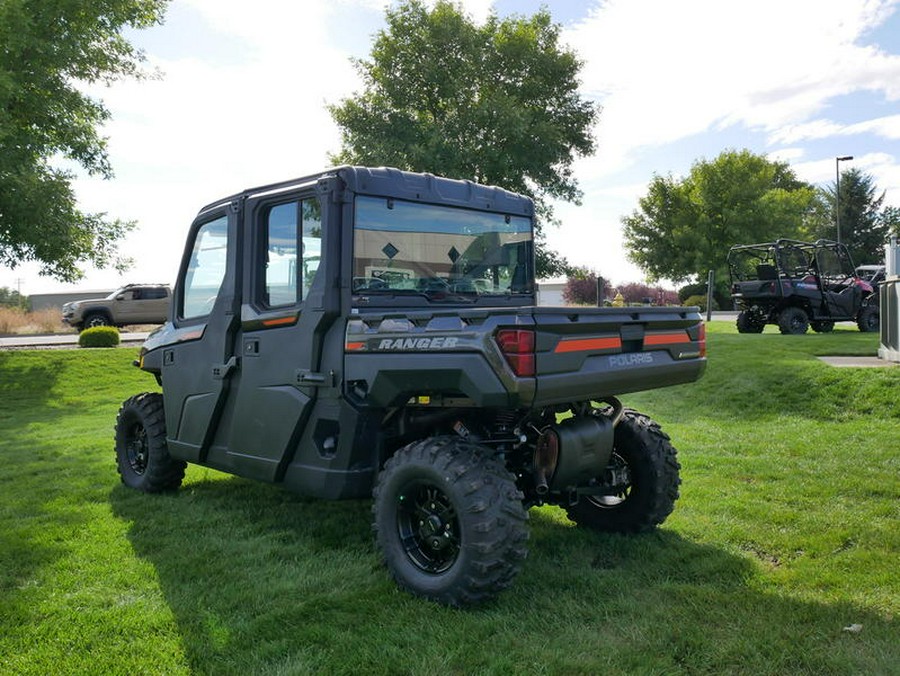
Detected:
left=778, top=306, right=809, bottom=335
left=115, top=393, right=185, bottom=492
left=857, top=305, right=879, bottom=332
left=565, top=410, right=680, bottom=534
left=372, top=437, right=528, bottom=607
left=736, top=310, right=765, bottom=333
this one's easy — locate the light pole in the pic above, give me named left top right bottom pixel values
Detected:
left=835, top=155, right=853, bottom=244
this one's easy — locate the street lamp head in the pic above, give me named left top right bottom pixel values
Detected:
left=837, top=155, right=854, bottom=161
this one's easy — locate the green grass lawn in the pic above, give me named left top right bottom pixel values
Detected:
left=1, top=323, right=898, bottom=674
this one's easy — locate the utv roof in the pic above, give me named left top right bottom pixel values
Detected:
left=195, top=166, right=534, bottom=220
left=728, top=238, right=843, bottom=252
left=118, top=283, right=170, bottom=287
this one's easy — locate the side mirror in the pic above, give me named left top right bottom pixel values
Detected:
left=115, top=294, right=125, bottom=301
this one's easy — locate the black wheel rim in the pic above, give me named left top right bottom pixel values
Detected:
left=125, top=422, right=149, bottom=475
left=396, top=481, right=461, bottom=574
left=589, top=452, right=632, bottom=508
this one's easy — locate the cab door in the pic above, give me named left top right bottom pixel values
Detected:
left=160, top=205, right=241, bottom=464
left=113, top=288, right=141, bottom=325
left=220, top=186, right=337, bottom=482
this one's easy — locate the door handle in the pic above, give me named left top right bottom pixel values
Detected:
left=296, top=369, right=334, bottom=387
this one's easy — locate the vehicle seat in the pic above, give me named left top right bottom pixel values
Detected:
left=756, top=264, right=778, bottom=280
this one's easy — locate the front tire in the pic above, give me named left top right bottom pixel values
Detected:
left=372, top=437, right=528, bottom=607
left=857, top=305, right=879, bottom=332
left=778, top=306, right=809, bottom=335
left=83, top=312, right=112, bottom=329
left=565, top=410, right=680, bottom=534
left=115, top=393, right=185, bottom=492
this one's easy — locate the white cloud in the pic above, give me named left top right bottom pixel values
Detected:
left=793, top=151, right=900, bottom=194
left=39, top=0, right=367, bottom=294
left=770, top=114, right=900, bottom=144
left=767, top=147, right=806, bottom=162
left=565, top=0, right=900, bottom=173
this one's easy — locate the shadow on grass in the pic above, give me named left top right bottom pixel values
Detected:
left=0, top=352, right=61, bottom=422
left=0, top=354, right=97, bottom=620
left=109, top=478, right=897, bottom=674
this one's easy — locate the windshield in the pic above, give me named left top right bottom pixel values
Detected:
left=353, top=196, right=533, bottom=303
left=105, top=286, right=128, bottom=300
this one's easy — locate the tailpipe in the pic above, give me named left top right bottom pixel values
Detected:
left=533, top=429, right=559, bottom=495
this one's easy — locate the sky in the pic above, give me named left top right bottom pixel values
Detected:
left=5, top=0, right=900, bottom=296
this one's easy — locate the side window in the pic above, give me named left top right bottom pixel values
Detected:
left=302, top=199, right=322, bottom=298
left=182, top=215, right=229, bottom=319
left=144, top=287, right=168, bottom=300
left=265, top=203, right=299, bottom=306
left=262, top=198, right=322, bottom=307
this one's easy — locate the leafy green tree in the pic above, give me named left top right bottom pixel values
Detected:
left=622, top=149, right=815, bottom=284
left=329, top=0, right=599, bottom=277
left=0, top=286, right=26, bottom=308
left=811, top=168, right=892, bottom=265
left=0, top=0, right=169, bottom=281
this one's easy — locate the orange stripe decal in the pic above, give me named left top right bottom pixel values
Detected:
left=644, top=332, right=689, bottom=346
left=345, top=341, right=365, bottom=351
left=262, top=315, right=297, bottom=327
left=555, top=336, right=622, bottom=353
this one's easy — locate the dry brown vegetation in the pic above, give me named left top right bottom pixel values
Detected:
left=0, top=307, right=72, bottom=335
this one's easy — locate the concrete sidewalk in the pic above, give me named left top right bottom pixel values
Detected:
left=817, top=355, right=897, bottom=368
left=0, top=332, right=149, bottom=349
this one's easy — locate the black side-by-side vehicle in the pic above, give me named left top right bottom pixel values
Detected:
left=115, top=166, right=707, bottom=606
left=728, top=238, right=879, bottom=334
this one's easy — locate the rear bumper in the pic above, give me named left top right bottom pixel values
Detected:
left=534, top=352, right=706, bottom=407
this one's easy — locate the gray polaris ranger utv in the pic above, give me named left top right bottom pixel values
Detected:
left=115, top=167, right=706, bottom=606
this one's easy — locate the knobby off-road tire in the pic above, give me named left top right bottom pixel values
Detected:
left=857, top=305, right=879, bottom=333
left=114, top=393, right=185, bottom=492
left=736, top=310, right=765, bottom=334
left=811, top=320, right=835, bottom=333
left=778, top=306, right=809, bottom=335
left=372, top=437, right=529, bottom=607
left=565, top=410, right=680, bottom=534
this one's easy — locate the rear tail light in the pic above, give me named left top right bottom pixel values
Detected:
left=698, top=322, right=707, bottom=357
left=496, top=329, right=535, bottom=377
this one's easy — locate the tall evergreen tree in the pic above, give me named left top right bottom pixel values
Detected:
left=812, top=168, right=890, bottom=265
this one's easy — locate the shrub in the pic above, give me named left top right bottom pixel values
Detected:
left=679, top=281, right=731, bottom=309
left=683, top=294, right=719, bottom=312
left=563, top=272, right=599, bottom=305
left=79, top=326, right=121, bottom=348
left=678, top=283, right=707, bottom=303
left=618, top=282, right=680, bottom=306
